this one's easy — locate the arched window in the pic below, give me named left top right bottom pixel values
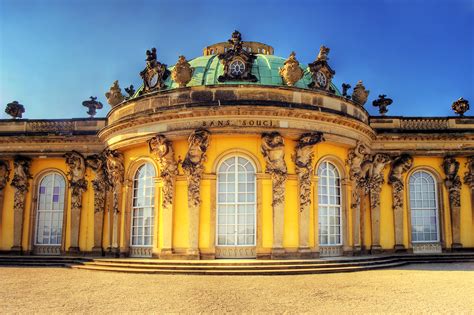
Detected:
left=409, top=171, right=439, bottom=242
left=35, top=173, right=66, bottom=245
left=217, top=156, right=256, bottom=246
left=318, top=161, right=342, bottom=246
left=131, top=163, right=156, bottom=247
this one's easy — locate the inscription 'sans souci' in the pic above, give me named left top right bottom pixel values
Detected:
left=201, top=119, right=275, bottom=128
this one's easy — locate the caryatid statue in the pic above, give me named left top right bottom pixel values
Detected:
left=367, top=153, right=391, bottom=253
left=294, top=132, right=324, bottom=253
left=346, top=141, right=371, bottom=252
left=388, top=154, right=413, bottom=251
left=64, top=151, right=87, bottom=252
left=261, top=132, right=287, bottom=254
left=104, top=149, right=125, bottom=214
left=464, top=156, right=474, bottom=219
left=442, top=156, right=462, bottom=248
left=182, top=129, right=210, bottom=256
left=149, top=134, right=178, bottom=209
left=86, top=153, right=110, bottom=254
left=0, top=160, right=10, bottom=230
left=10, top=156, right=32, bottom=251
left=104, top=149, right=125, bottom=254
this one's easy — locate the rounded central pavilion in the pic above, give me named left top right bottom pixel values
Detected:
left=1, top=31, right=472, bottom=260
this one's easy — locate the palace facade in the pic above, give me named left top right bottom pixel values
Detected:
left=0, top=31, right=473, bottom=259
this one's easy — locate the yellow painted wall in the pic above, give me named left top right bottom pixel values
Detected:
left=1, top=138, right=473, bottom=256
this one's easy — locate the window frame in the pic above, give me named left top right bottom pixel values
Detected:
left=215, top=155, right=257, bottom=247
left=130, top=162, right=156, bottom=248
left=317, top=160, right=343, bottom=247
left=408, top=170, right=441, bottom=244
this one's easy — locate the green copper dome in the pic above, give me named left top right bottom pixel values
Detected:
left=134, top=54, right=341, bottom=96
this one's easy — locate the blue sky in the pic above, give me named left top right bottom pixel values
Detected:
left=0, top=0, right=473, bottom=119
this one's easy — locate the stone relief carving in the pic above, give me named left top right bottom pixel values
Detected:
left=182, top=129, right=210, bottom=208
left=388, top=154, right=413, bottom=210
left=463, top=155, right=474, bottom=188
left=171, top=56, right=194, bottom=87
left=294, top=132, right=324, bottom=212
left=64, top=151, right=88, bottom=210
left=0, top=160, right=10, bottom=191
left=86, top=153, right=110, bottom=213
left=11, top=156, right=32, bottom=212
left=139, top=47, right=170, bottom=94
left=351, top=80, right=370, bottom=106
left=105, top=80, right=125, bottom=107
left=149, top=134, right=178, bottom=209
left=443, top=156, right=461, bottom=208
left=279, top=52, right=304, bottom=86
left=105, top=149, right=125, bottom=214
left=261, top=132, right=288, bottom=207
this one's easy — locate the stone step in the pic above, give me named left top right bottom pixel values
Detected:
left=83, top=258, right=401, bottom=270
left=70, top=261, right=409, bottom=275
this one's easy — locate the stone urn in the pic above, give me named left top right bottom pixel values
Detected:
left=352, top=80, right=370, bottom=106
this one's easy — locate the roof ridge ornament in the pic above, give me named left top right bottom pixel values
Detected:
left=352, top=80, right=370, bottom=106
left=372, top=94, right=393, bottom=115
left=82, top=96, right=103, bottom=118
left=139, top=47, right=170, bottom=94
left=105, top=80, right=125, bottom=107
left=279, top=51, right=304, bottom=86
left=452, top=97, right=469, bottom=116
left=5, top=101, right=25, bottom=119
left=217, top=30, right=258, bottom=83
left=308, top=45, right=335, bottom=93
left=171, top=56, right=194, bottom=88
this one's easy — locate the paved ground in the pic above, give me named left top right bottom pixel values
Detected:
left=0, top=263, right=473, bottom=313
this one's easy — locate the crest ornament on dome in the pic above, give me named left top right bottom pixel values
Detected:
left=171, top=56, right=194, bottom=87
left=124, top=85, right=135, bottom=99
left=308, top=45, right=335, bottom=92
left=451, top=97, right=469, bottom=116
left=5, top=101, right=25, bottom=119
left=139, top=47, right=170, bottom=94
left=372, top=94, right=393, bottom=115
left=82, top=96, right=103, bottom=118
left=105, top=80, right=125, bottom=107
left=279, top=52, right=304, bottom=86
left=352, top=80, right=370, bottom=106
left=217, top=30, right=257, bottom=83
